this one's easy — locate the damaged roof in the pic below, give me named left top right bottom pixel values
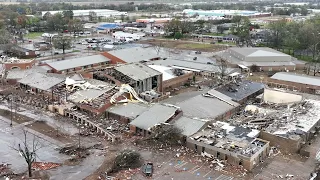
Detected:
left=18, top=72, right=65, bottom=91
left=114, top=63, right=161, bottom=81
left=107, top=103, right=149, bottom=120
left=130, top=104, right=177, bottom=130
left=46, top=54, right=110, bottom=71
left=175, top=89, right=239, bottom=119
left=6, top=66, right=47, bottom=79
left=215, top=81, right=264, bottom=102
left=271, top=72, right=320, bottom=87
left=174, top=116, right=208, bottom=137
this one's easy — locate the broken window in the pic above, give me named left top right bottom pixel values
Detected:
left=152, top=76, right=158, bottom=89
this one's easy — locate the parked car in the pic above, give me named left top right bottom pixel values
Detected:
left=142, top=163, right=153, bottom=177
left=195, top=51, right=201, bottom=54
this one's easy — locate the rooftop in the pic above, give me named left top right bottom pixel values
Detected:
left=114, top=63, right=161, bottom=81
left=148, top=65, right=176, bottom=81
left=215, top=81, right=264, bottom=102
left=271, top=72, right=320, bottom=87
left=18, top=72, right=66, bottom=91
left=67, top=79, right=115, bottom=103
left=190, top=121, right=265, bottom=158
left=174, top=116, right=208, bottom=137
left=130, top=104, right=178, bottom=131
left=106, top=103, right=149, bottom=120
left=46, top=54, right=110, bottom=71
left=108, top=47, right=160, bottom=63
left=174, top=89, right=239, bottom=119
left=6, top=67, right=47, bottom=79
left=228, top=47, right=290, bottom=58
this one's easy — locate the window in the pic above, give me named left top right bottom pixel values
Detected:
left=195, top=144, right=198, bottom=150
left=201, top=147, right=205, bottom=153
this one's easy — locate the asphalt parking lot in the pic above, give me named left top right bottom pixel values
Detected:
left=133, top=158, right=235, bottom=180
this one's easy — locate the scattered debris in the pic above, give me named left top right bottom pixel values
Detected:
left=31, top=162, right=61, bottom=171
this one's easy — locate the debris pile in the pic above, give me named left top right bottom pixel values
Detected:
left=112, top=150, right=142, bottom=173
left=31, top=162, right=61, bottom=171
left=59, top=145, right=90, bottom=160
left=0, top=164, right=13, bottom=177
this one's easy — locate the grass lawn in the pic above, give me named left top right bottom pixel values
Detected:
left=25, top=32, right=44, bottom=39
left=203, top=33, right=224, bottom=36
left=177, top=43, right=217, bottom=50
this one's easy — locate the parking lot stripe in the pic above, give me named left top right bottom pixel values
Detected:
left=176, top=161, right=188, bottom=169
left=190, top=165, right=203, bottom=174
left=188, top=165, right=199, bottom=173
left=215, top=174, right=233, bottom=180
left=203, top=170, right=212, bottom=178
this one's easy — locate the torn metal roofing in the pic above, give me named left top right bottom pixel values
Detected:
left=115, top=63, right=161, bottom=81
left=46, top=54, right=110, bottom=71
left=130, top=104, right=177, bottom=130
left=271, top=72, right=320, bottom=87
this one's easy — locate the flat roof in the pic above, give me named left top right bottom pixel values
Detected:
left=271, top=72, right=320, bottom=87
left=175, top=89, right=239, bottom=119
left=6, top=67, right=47, bottom=80
left=107, top=103, right=149, bottom=119
left=130, top=104, right=177, bottom=130
left=108, top=47, right=160, bottom=63
left=46, top=54, right=110, bottom=71
left=174, top=116, right=207, bottom=137
left=215, top=81, right=264, bottom=102
left=114, top=63, right=161, bottom=81
left=18, top=72, right=65, bottom=91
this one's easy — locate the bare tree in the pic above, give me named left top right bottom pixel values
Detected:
left=154, top=41, right=164, bottom=55
left=11, top=129, right=42, bottom=177
left=215, top=56, right=230, bottom=82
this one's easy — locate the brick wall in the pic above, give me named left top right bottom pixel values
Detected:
left=259, top=131, right=302, bottom=153
left=100, top=52, right=126, bottom=64
left=267, top=78, right=320, bottom=94
left=163, top=72, right=194, bottom=90
left=4, top=60, right=36, bottom=70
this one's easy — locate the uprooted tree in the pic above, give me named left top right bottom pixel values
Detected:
left=146, top=123, right=183, bottom=146
left=112, top=150, right=142, bottom=173
left=11, top=129, right=42, bottom=177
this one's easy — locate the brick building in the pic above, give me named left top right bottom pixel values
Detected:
left=44, top=54, right=111, bottom=74
left=269, top=72, right=320, bottom=94
left=3, top=59, right=36, bottom=70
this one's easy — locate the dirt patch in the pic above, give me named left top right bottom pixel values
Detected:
left=84, top=152, right=116, bottom=180
left=26, top=121, right=72, bottom=143
left=138, top=39, right=226, bottom=52
left=0, top=109, right=30, bottom=124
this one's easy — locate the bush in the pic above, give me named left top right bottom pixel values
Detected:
left=112, top=150, right=142, bottom=173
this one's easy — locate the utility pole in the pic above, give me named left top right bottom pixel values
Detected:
left=10, top=94, right=13, bottom=127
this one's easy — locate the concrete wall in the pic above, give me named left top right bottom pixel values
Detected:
left=263, top=89, right=302, bottom=104
left=259, top=131, right=302, bottom=153
left=163, top=72, right=194, bottom=90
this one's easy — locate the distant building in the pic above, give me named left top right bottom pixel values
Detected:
left=216, top=47, right=305, bottom=71
left=182, top=9, right=271, bottom=19
left=41, top=9, right=128, bottom=19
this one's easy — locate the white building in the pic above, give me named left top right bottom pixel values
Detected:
left=41, top=9, right=127, bottom=18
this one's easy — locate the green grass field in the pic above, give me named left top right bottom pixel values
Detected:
left=177, top=43, right=217, bottom=50
left=25, top=32, right=44, bottom=39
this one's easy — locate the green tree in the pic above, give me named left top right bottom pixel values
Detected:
left=88, top=11, right=97, bottom=22
left=174, top=32, right=183, bottom=39
left=68, top=19, right=83, bottom=34
left=53, top=35, right=72, bottom=54
left=62, top=10, right=73, bottom=20
left=266, top=19, right=287, bottom=50
left=231, top=16, right=251, bottom=46
left=47, top=13, right=65, bottom=32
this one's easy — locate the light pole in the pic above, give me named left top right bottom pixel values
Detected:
left=10, top=94, right=13, bottom=127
